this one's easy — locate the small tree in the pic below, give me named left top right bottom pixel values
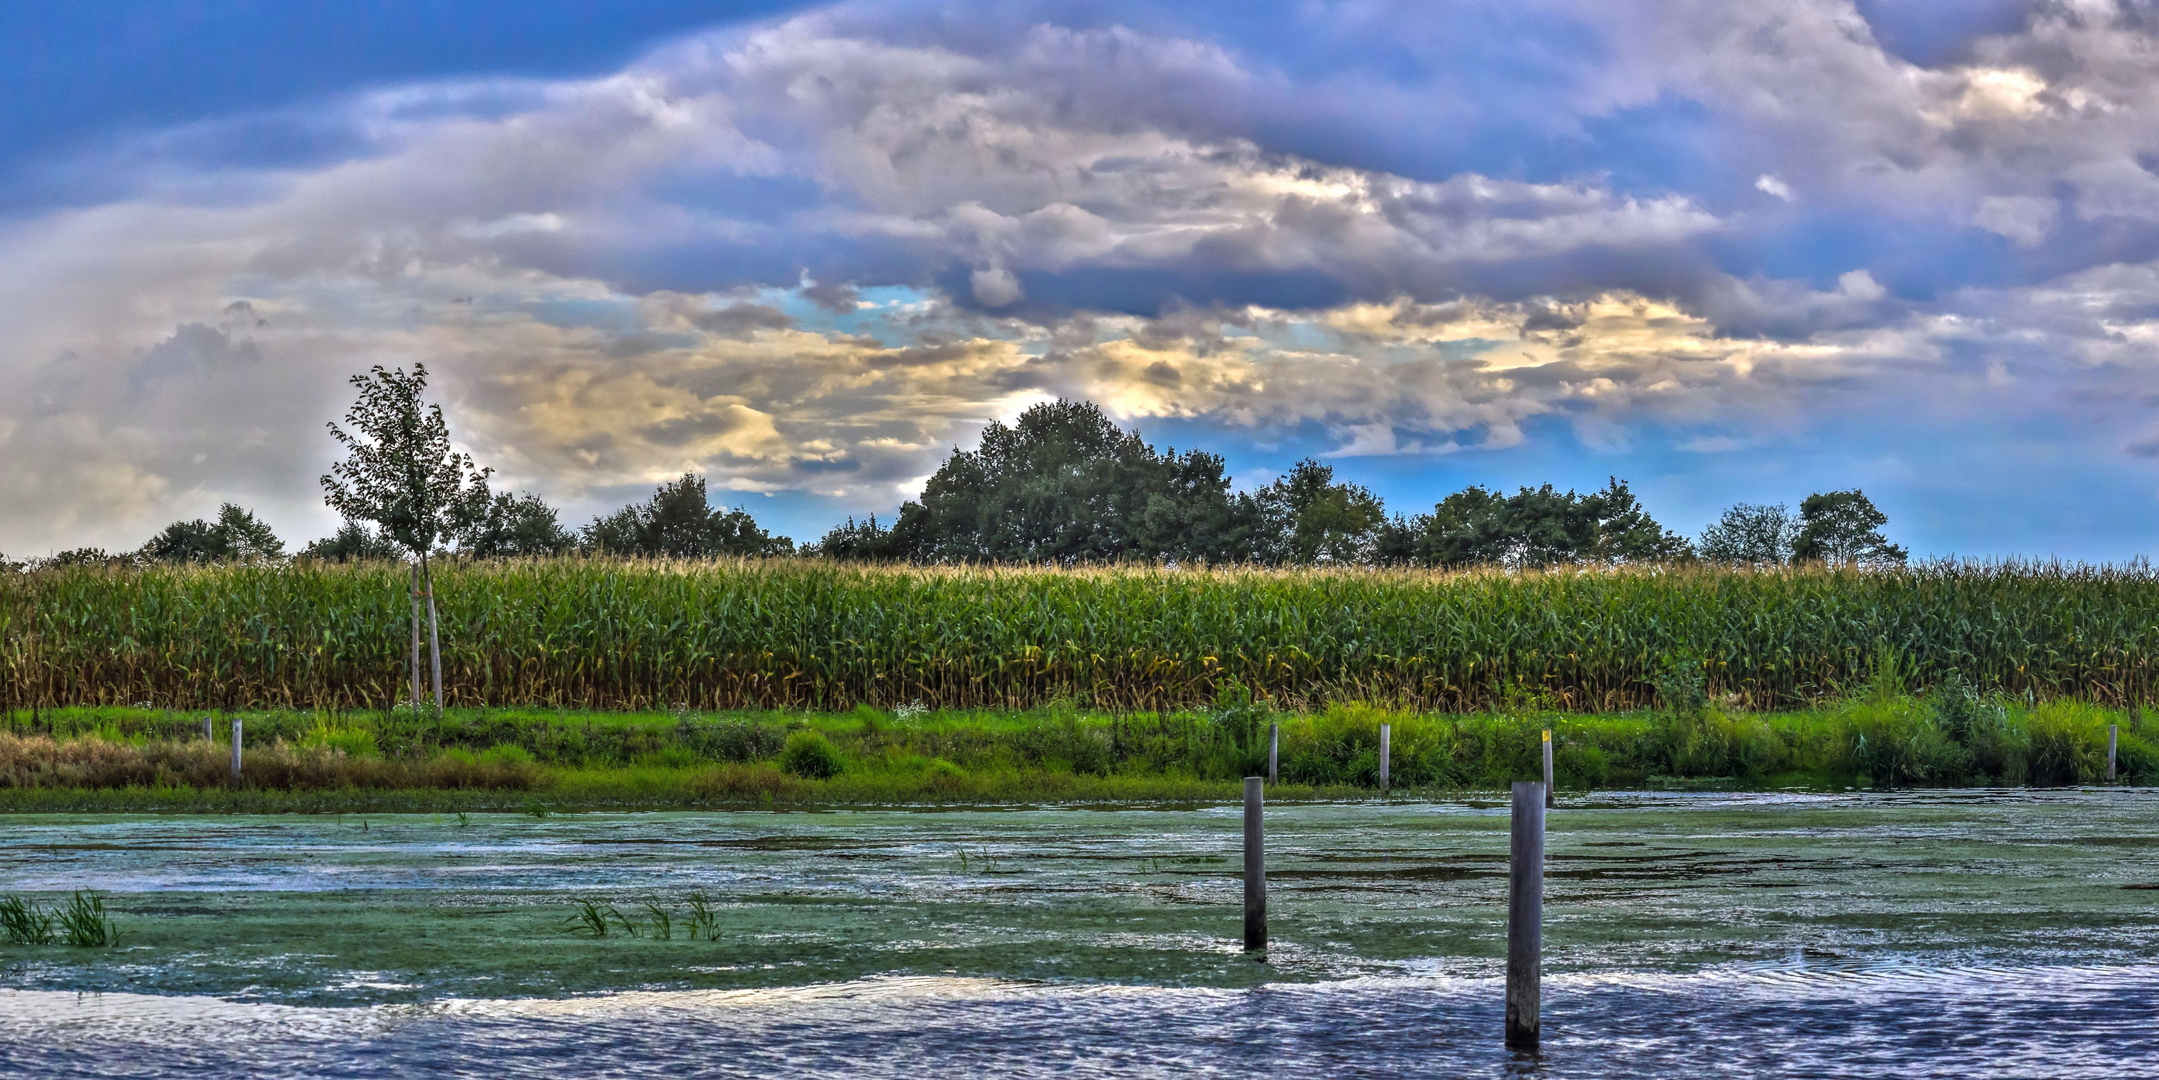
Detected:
left=451, top=490, right=577, bottom=557
left=582, top=474, right=793, bottom=558
left=300, top=520, right=406, bottom=562
left=1698, top=503, right=1800, bottom=565
left=141, top=503, right=284, bottom=563
left=1792, top=490, right=1907, bottom=566
left=320, top=364, right=490, bottom=709
left=1379, top=477, right=1689, bottom=568
left=811, top=515, right=898, bottom=561
left=1253, top=459, right=1386, bottom=565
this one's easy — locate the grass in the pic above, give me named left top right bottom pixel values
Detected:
left=13, top=558, right=2159, bottom=714
left=0, top=893, right=54, bottom=944
left=567, top=894, right=717, bottom=941
left=1, top=891, right=117, bottom=947
left=0, top=684, right=2149, bottom=811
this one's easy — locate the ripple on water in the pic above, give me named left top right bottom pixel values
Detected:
left=4, top=965, right=2156, bottom=1079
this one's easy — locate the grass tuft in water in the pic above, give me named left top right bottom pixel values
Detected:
left=56, top=890, right=117, bottom=947
left=685, top=891, right=720, bottom=941
left=570, top=898, right=611, bottom=938
left=642, top=899, right=672, bottom=941
left=1, top=894, right=56, bottom=945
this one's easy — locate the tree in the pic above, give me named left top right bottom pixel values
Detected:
left=582, top=474, right=793, bottom=558
left=1792, top=489, right=1907, bottom=566
left=1698, top=503, right=1800, bottom=565
left=451, top=490, right=576, bottom=557
left=141, top=503, right=284, bottom=563
left=876, top=399, right=1260, bottom=564
left=35, top=548, right=130, bottom=569
left=1253, top=459, right=1387, bottom=564
left=321, top=364, right=491, bottom=710
left=1378, top=478, right=1691, bottom=568
left=810, top=515, right=899, bottom=560
left=300, top=520, right=406, bottom=562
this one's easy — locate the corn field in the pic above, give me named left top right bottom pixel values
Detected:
left=4, top=559, right=2158, bottom=712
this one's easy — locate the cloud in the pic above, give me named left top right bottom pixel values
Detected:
left=8, top=1, right=2159, bottom=557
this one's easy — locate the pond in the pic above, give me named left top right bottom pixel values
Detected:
left=1, top=790, right=2154, bottom=1077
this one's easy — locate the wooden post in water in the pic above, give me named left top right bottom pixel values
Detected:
left=1268, top=723, right=1279, bottom=784
left=1506, top=780, right=1544, bottom=1050
left=1542, top=729, right=1555, bottom=809
left=2109, top=724, right=2119, bottom=782
left=1244, top=776, right=1266, bottom=953
left=1379, top=723, right=1391, bottom=793
left=230, top=717, right=243, bottom=780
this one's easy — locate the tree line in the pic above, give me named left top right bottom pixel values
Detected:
left=15, top=369, right=1908, bottom=573
left=6, top=366, right=1906, bottom=712
left=817, top=399, right=1904, bottom=567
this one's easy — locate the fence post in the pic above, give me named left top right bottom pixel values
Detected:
left=1379, top=723, right=1391, bottom=793
left=1268, top=723, right=1279, bottom=784
left=1506, top=780, right=1545, bottom=1050
left=203, top=715, right=213, bottom=742
left=2109, top=724, right=2119, bottom=783
left=1244, top=776, right=1266, bottom=953
left=1543, top=729, right=1555, bottom=809
left=230, top=718, right=243, bottom=780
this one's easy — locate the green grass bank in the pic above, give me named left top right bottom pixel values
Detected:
left=3, top=688, right=2149, bottom=811
left=10, top=559, right=2159, bottom=713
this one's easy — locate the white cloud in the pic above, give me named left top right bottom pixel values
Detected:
left=1974, top=195, right=2058, bottom=246
left=9, top=2, right=2159, bottom=553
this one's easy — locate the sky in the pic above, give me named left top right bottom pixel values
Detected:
left=4, top=0, right=2159, bottom=560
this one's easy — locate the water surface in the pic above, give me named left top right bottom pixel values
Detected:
left=1, top=790, right=2154, bottom=1076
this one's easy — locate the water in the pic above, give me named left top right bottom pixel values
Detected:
left=2, top=790, right=2156, bottom=1077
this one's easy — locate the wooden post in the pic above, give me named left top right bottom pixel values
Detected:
left=203, top=715, right=213, bottom=741
left=1543, top=729, right=1555, bottom=809
left=1506, top=780, right=1544, bottom=1050
left=409, top=562, right=424, bottom=709
left=422, top=553, right=444, bottom=711
left=1267, top=722, right=1279, bottom=784
left=1379, top=723, right=1391, bottom=793
left=230, top=717, right=243, bottom=780
left=1244, top=776, right=1265, bottom=953
left=2109, top=724, right=2119, bottom=782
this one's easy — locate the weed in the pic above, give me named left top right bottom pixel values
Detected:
left=1654, top=656, right=1709, bottom=718
left=642, top=899, right=673, bottom=941
left=56, top=891, right=116, bottom=947
left=570, top=898, right=611, bottom=938
left=0, top=894, right=55, bottom=945
left=685, top=892, right=720, bottom=941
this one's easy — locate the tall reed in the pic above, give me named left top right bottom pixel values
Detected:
left=8, top=558, right=2159, bottom=712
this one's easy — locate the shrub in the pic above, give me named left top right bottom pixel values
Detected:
left=687, top=762, right=800, bottom=800
left=780, top=730, right=843, bottom=778
left=922, top=758, right=971, bottom=797
left=479, top=743, right=535, bottom=767
left=1653, top=655, right=1708, bottom=718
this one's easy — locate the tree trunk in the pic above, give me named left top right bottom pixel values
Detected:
left=423, top=552, right=443, bottom=710
left=408, top=561, right=423, bottom=708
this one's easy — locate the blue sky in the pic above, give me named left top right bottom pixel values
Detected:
left=4, top=0, right=2158, bottom=560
